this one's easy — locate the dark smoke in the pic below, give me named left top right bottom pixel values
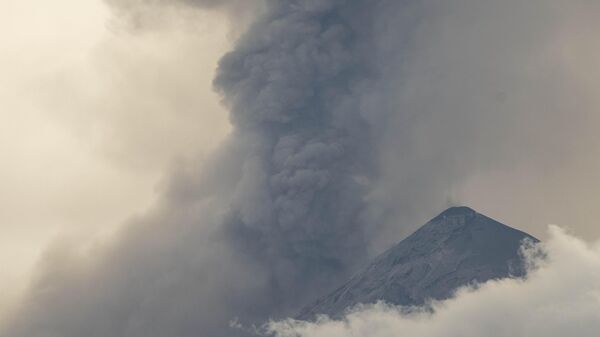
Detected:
left=3, top=0, right=600, bottom=336
left=2, top=1, right=381, bottom=336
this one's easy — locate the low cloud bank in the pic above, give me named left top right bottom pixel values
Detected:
left=270, top=226, right=600, bottom=337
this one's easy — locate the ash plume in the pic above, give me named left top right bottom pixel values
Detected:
left=2, top=1, right=380, bottom=336
left=2, top=0, right=600, bottom=336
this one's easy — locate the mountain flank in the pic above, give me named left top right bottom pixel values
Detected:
left=298, top=206, right=538, bottom=319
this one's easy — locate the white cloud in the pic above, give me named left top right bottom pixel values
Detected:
left=269, top=226, right=600, bottom=337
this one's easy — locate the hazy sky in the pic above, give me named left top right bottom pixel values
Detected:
left=0, top=0, right=231, bottom=306
left=2, top=0, right=600, bottom=335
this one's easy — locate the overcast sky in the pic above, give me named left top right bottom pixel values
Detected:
left=0, top=0, right=231, bottom=308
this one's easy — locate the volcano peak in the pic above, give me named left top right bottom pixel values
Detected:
left=298, top=207, right=538, bottom=320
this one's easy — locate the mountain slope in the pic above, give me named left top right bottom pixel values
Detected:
left=298, top=206, right=538, bottom=319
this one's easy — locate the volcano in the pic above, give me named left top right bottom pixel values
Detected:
left=298, top=206, right=538, bottom=319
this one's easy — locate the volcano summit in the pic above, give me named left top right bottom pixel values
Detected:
left=299, top=207, right=538, bottom=319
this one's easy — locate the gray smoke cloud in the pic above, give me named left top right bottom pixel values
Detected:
left=2, top=0, right=600, bottom=336
left=2, top=1, right=377, bottom=336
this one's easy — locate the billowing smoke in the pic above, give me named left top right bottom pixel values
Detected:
left=2, top=0, right=600, bottom=336
left=269, top=226, right=600, bottom=337
left=2, top=1, right=378, bottom=336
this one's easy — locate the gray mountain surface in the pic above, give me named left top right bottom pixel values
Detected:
left=297, top=206, right=538, bottom=319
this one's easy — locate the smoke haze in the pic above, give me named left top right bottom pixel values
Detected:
left=2, top=0, right=600, bottom=336
left=0, top=0, right=231, bottom=312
